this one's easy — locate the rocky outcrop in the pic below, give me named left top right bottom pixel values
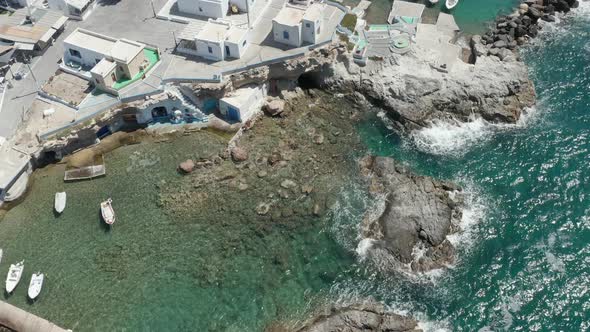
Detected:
left=326, top=42, right=536, bottom=131
left=478, top=0, right=580, bottom=62
left=178, top=159, right=196, bottom=174
left=359, top=156, right=463, bottom=273
left=291, top=301, right=421, bottom=332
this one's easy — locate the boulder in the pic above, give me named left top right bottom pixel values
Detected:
left=494, top=40, right=507, bottom=49
left=230, top=147, right=248, bottom=162
left=263, top=99, right=285, bottom=116
left=527, top=7, right=543, bottom=19
left=542, top=14, right=556, bottom=22
left=555, top=0, right=570, bottom=12
left=178, top=159, right=195, bottom=174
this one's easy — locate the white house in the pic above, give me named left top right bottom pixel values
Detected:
left=47, top=0, right=95, bottom=20
left=219, top=85, right=265, bottom=122
left=272, top=3, right=325, bottom=47
left=177, top=0, right=229, bottom=18
left=179, top=19, right=249, bottom=60
left=302, top=3, right=324, bottom=44
left=272, top=6, right=305, bottom=47
left=63, top=28, right=152, bottom=93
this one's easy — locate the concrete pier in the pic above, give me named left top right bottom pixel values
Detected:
left=0, top=301, right=68, bottom=332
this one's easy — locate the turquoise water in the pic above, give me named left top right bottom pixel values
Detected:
left=1, top=4, right=589, bottom=332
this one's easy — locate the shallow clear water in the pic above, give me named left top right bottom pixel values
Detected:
left=1, top=3, right=590, bottom=332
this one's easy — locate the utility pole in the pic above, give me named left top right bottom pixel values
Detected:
left=245, top=0, right=251, bottom=29
left=26, top=63, right=38, bottom=90
left=150, top=0, right=156, bottom=18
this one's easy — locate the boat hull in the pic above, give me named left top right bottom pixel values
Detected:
left=6, top=262, right=24, bottom=293
left=101, top=199, right=115, bottom=225
left=28, top=274, right=44, bottom=300
left=446, top=0, right=458, bottom=9
left=54, top=192, right=66, bottom=214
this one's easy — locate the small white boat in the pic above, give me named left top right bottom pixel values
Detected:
left=6, top=260, right=24, bottom=293
left=54, top=192, right=67, bottom=214
left=429, top=0, right=439, bottom=4
left=446, top=0, right=458, bottom=9
left=100, top=198, right=115, bottom=225
left=28, top=273, right=44, bottom=300
left=0, top=249, right=3, bottom=264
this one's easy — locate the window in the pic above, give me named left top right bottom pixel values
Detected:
left=199, top=7, right=202, bottom=11
left=305, top=23, right=310, bottom=28
left=69, top=49, right=81, bottom=58
left=283, top=31, right=289, bottom=40
left=111, top=73, right=116, bottom=81
left=208, top=46, right=212, bottom=53
left=96, top=59, right=101, bottom=64
left=317, top=26, right=320, bottom=34
left=242, top=40, right=246, bottom=46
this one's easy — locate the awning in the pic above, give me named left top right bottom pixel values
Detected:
left=39, top=28, right=57, bottom=43
left=52, top=16, right=68, bottom=30
left=14, top=42, right=35, bottom=51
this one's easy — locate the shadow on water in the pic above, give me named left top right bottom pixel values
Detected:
left=98, top=210, right=111, bottom=233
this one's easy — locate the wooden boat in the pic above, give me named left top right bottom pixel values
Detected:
left=54, top=192, right=66, bottom=214
left=28, top=273, right=44, bottom=300
left=446, top=0, right=458, bottom=9
left=101, top=198, right=115, bottom=225
left=6, top=261, right=24, bottom=293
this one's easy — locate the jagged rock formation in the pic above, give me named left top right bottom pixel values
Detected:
left=292, top=302, right=421, bottom=332
left=359, top=156, right=463, bottom=273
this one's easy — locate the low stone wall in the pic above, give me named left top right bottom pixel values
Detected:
left=0, top=301, right=68, bottom=332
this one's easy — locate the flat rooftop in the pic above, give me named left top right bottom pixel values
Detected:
left=111, top=39, right=144, bottom=63
left=196, top=21, right=230, bottom=43
left=273, top=6, right=305, bottom=26
left=0, top=8, right=67, bottom=44
left=389, top=0, right=425, bottom=23
left=226, top=27, right=248, bottom=44
left=64, top=28, right=117, bottom=57
left=303, top=3, right=325, bottom=22
left=91, top=58, right=116, bottom=76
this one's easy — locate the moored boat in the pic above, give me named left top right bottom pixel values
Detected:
left=6, top=260, right=24, bottom=293
left=446, top=0, right=458, bottom=9
left=429, top=0, right=439, bottom=4
left=54, top=192, right=67, bottom=214
left=0, top=248, right=3, bottom=264
left=28, top=273, right=44, bottom=300
left=100, top=198, right=115, bottom=225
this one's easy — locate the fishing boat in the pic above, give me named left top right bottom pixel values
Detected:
left=6, top=261, right=24, bottom=293
left=446, top=0, right=458, bottom=9
left=28, top=273, right=44, bottom=300
left=100, top=198, right=115, bottom=225
left=54, top=192, right=66, bottom=214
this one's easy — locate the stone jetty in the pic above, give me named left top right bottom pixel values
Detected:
left=0, top=301, right=68, bottom=332
left=472, top=0, right=581, bottom=61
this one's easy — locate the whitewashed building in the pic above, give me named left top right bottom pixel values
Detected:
left=177, top=0, right=229, bottom=18
left=47, top=0, right=95, bottom=20
left=272, top=3, right=325, bottom=47
left=179, top=19, right=249, bottom=60
left=219, top=85, right=265, bottom=122
left=63, top=28, right=152, bottom=93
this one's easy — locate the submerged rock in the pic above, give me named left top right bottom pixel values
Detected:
left=359, top=156, right=463, bottom=273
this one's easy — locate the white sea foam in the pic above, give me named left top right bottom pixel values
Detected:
left=409, top=106, right=540, bottom=157
left=355, top=238, right=376, bottom=260
left=446, top=182, right=488, bottom=253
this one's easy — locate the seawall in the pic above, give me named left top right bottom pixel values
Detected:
left=0, top=301, right=68, bottom=332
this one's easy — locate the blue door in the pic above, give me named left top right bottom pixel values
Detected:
left=227, top=106, right=240, bottom=122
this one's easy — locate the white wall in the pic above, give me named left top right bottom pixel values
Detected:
left=64, top=42, right=108, bottom=68
left=272, top=21, right=301, bottom=48
left=225, top=35, right=247, bottom=59
left=219, top=85, right=266, bottom=122
left=196, top=39, right=224, bottom=61
left=177, top=0, right=228, bottom=18
left=302, top=18, right=320, bottom=44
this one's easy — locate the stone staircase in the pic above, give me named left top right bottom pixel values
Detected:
left=165, top=86, right=209, bottom=122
